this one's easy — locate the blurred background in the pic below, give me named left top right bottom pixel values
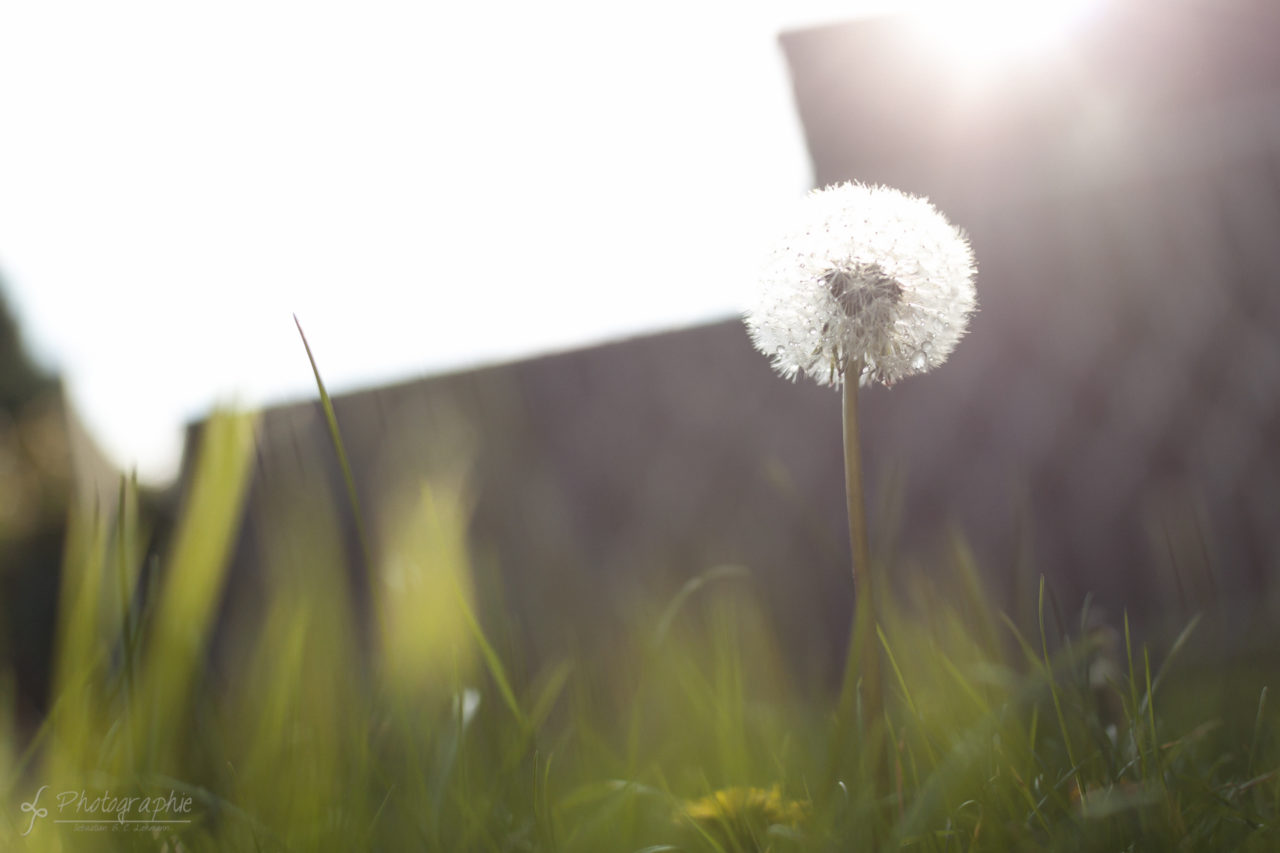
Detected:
left=0, top=0, right=889, bottom=485
left=2, top=0, right=1279, bottom=722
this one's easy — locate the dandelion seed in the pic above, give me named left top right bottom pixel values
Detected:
left=746, top=181, right=977, bottom=387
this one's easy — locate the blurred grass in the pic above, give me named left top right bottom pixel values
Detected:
left=0, top=399, right=1277, bottom=851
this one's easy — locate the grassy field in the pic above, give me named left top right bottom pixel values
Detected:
left=1, top=395, right=1277, bottom=851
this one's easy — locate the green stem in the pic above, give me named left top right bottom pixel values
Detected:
left=841, top=357, right=882, bottom=729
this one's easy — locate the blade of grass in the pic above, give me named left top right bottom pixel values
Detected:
left=114, top=474, right=138, bottom=771
left=451, top=578, right=527, bottom=731
left=936, top=650, right=991, bottom=716
left=999, top=610, right=1045, bottom=671
left=876, top=624, right=939, bottom=778
left=1123, top=610, right=1146, bottom=779
left=294, top=314, right=373, bottom=575
left=529, top=660, right=574, bottom=732
left=48, top=501, right=110, bottom=779
left=948, top=531, right=1002, bottom=659
left=1143, top=646, right=1164, bottom=793
left=877, top=624, right=921, bottom=723
left=1248, top=686, right=1268, bottom=777
left=136, top=409, right=256, bottom=764
left=1140, top=614, right=1201, bottom=717
left=652, top=564, right=749, bottom=648
left=1038, top=577, right=1079, bottom=793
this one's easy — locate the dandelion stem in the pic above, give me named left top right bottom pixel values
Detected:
left=842, top=361, right=871, bottom=601
left=841, top=356, right=883, bottom=728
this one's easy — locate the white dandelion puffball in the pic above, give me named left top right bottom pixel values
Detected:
left=746, top=181, right=977, bottom=388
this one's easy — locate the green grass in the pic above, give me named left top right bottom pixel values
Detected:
left=1, top=403, right=1277, bottom=851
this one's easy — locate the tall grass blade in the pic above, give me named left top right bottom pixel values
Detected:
left=135, top=409, right=256, bottom=766
left=1038, top=577, right=1078, bottom=788
left=452, top=579, right=527, bottom=730
left=294, top=314, right=373, bottom=574
left=1140, top=613, right=1201, bottom=716
left=1248, top=686, right=1268, bottom=776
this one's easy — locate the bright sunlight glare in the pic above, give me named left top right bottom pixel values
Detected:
left=910, top=0, right=1105, bottom=69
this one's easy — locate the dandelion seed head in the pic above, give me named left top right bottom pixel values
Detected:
left=746, top=181, right=977, bottom=388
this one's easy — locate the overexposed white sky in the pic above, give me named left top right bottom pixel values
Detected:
left=0, top=1, right=1089, bottom=482
left=0, top=1, right=905, bottom=482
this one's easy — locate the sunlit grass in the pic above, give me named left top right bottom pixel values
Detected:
left=1, top=396, right=1277, bottom=850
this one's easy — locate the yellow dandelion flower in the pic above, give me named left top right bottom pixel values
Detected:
left=678, top=785, right=808, bottom=852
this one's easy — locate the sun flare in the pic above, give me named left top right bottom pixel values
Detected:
left=911, top=0, right=1105, bottom=70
